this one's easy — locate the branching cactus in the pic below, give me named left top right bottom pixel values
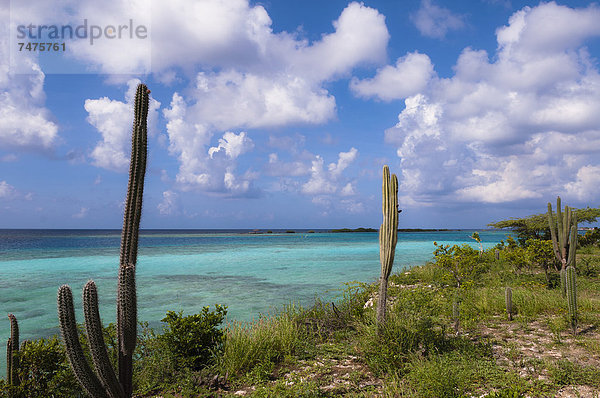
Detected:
left=57, top=83, right=149, bottom=398
left=566, top=266, right=577, bottom=334
left=505, top=287, right=513, bottom=321
left=6, top=313, right=19, bottom=386
left=547, top=197, right=578, bottom=298
left=547, top=196, right=578, bottom=272
left=376, top=165, right=400, bottom=327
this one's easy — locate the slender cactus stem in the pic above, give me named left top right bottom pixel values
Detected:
left=7, top=313, right=19, bottom=386
left=58, top=285, right=109, bottom=398
left=376, top=165, right=399, bottom=327
left=57, top=84, right=149, bottom=398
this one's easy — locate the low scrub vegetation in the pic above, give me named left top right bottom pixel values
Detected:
left=2, top=240, right=600, bottom=397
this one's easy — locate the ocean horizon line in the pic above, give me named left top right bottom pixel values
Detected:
left=0, top=227, right=498, bottom=231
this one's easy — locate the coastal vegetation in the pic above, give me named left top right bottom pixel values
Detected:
left=2, top=87, right=599, bottom=396
left=330, top=228, right=377, bottom=233
left=488, top=206, right=600, bottom=245
left=376, top=165, right=399, bottom=328
left=3, top=228, right=600, bottom=397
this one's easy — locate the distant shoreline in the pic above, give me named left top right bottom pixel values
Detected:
left=330, top=228, right=463, bottom=233
left=0, top=228, right=497, bottom=234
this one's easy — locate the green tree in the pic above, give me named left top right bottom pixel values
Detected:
left=488, top=207, right=600, bottom=245
left=433, top=242, right=483, bottom=288
left=526, top=238, right=559, bottom=286
left=504, top=245, right=529, bottom=274
left=579, top=228, right=600, bottom=247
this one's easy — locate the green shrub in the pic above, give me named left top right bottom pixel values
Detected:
left=0, top=336, right=82, bottom=397
left=357, top=288, right=454, bottom=375
left=338, top=281, right=371, bottom=321
left=503, top=246, right=529, bottom=273
left=298, top=281, right=371, bottom=340
left=579, top=228, right=600, bottom=247
left=160, top=305, right=227, bottom=371
left=578, top=256, right=600, bottom=278
left=506, top=236, right=519, bottom=250
left=433, top=243, right=486, bottom=288
left=359, top=315, right=450, bottom=376
left=526, top=239, right=559, bottom=287
left=134, top=321, right=178, bottom=394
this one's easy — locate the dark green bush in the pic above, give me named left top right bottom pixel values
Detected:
left=578, top=256, right=600, bottom=278
left=134, top=321, right=177, bottom=394
left=160, top=305, right=227, bottom=371
left=579, top=228, right=600, bottom=247
left=0, top=336, right=82, bottom=398
left=433, top=243, right=487, bottom=288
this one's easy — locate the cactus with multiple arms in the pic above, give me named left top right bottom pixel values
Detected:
left=547, top=196, right=577, bottom=271
left=376, top=165, right=399, bottom=327
left=58, top=285, right=111, bottom=398
left=57, top=83, right=149, bottom=397
left=566, top=266, right=577, bottom=334
left=6, top=313, right=19, bottom=386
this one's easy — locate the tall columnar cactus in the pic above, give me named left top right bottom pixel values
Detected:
left=565, top=265, right=577, bottom=334
left=6, top=313, right=19, bottom=386
left=560, top=268, right=567, bottom=298
left=547, top=196, right=578, bottom=271
left=57, top=83, right=149, bottom=398
left=376, top=165, right=399, bottom=327
left=505, top=287, right=513, bottom=321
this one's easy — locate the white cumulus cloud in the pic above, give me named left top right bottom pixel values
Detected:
left=208, top=131, right=254, bottom=159
left=0, top=35, right=57, bottom=149
left=161, top=2, right=388, bottom=195
left=302, top=148, right=358, bottom=196
left=86, top=79, right=160, bottom=171
left=381, top=2, right=600, bottom=206
left=564, top=165, right=600, bottom=201
left=350, top=52, right=435, bottom=101
left=164, top=95, right=259, bottom=197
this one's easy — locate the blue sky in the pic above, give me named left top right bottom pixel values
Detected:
left=1, top=0, right=600, bottom=229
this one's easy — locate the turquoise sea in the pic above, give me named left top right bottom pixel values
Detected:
left=0, top=229, right=510, bottom=376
